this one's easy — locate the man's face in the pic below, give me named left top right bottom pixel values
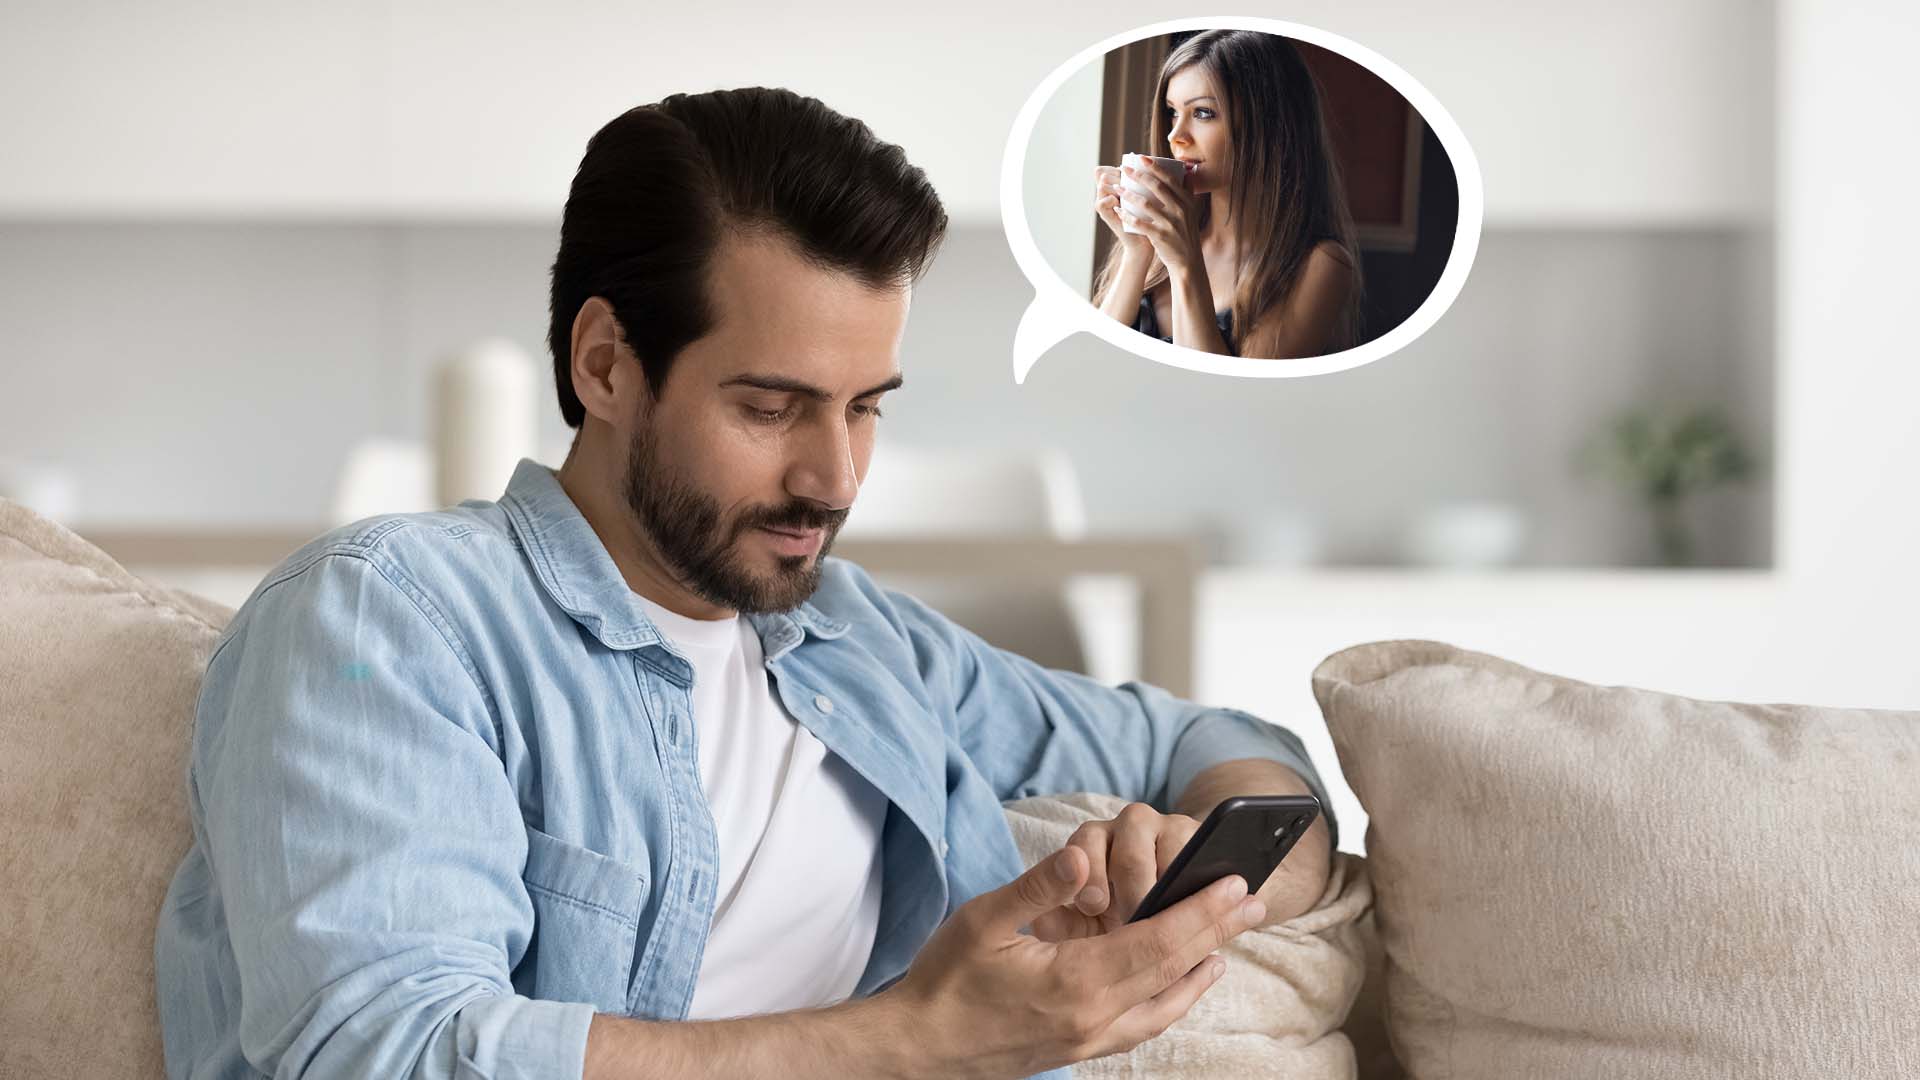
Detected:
left=621, top=229, right=909, bottom=614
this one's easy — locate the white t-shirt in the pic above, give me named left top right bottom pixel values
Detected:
left=634, top=596, right=888, bottom=1020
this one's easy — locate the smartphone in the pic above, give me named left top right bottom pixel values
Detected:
left=1125, top=794, right=1321, bottom=924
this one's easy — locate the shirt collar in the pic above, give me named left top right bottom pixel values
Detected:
left=498, top=457, right=849, bottom=653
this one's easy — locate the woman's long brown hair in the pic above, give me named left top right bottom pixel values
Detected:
left=1093, top=31, right=1363, bottom=356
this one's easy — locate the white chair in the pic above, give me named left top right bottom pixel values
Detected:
left=330, top=340, right=551, bottom=527
left=328, top=433, right=574, bottom=528
left=328, top=439, right=435, bottom=526
left=841, top=446, right=1141, bottom=685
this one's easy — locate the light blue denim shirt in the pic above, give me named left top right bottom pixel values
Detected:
left=156, top=458, right=1334, bottom=1080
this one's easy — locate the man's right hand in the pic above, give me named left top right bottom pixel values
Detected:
left=878, top=845, right=1265, bottom=1080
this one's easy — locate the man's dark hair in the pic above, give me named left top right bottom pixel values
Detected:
left=547, top=87, right=948, bottom=427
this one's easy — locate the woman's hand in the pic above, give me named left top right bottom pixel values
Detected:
left=1117, top=162, right=1204, bottom=277
left=1092, top=165, right=1151, bottom=259
left=1030, top=802, right=1208, bottom=941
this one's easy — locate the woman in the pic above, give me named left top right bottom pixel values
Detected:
left=1092, top=31, right=1363, bottom=359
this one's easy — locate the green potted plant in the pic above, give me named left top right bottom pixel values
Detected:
left=1581, top=405, right=1756, bottom=567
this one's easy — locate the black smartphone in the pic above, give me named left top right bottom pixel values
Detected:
left=1125, top=794, right=1321, bottom=924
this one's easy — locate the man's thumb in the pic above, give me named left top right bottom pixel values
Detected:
left=986, top=846, right=1086, bottom=936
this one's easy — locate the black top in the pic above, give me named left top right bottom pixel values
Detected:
left=1132, top=294, right=1235, bottom=354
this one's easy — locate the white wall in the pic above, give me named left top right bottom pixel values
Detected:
left=0, top=0, right=1770, bottom=225
left=1775, top=0, right=1920, bottom=590
left=0, top=223, right=567, bottom=525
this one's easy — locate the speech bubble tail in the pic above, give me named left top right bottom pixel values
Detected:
left=1012, top=297, right=1078, bottom=383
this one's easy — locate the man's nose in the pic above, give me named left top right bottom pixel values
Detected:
left=787, top=414, right=858, bottom=511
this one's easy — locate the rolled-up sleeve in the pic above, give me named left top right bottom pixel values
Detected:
left=189, top=551, right=592, bottom=1079
left=1162, top=706, right=1336, bottom=846
left=885, top=587, right=1337, bottom=849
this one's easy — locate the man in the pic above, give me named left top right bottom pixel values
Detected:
left=155, top=87, right=1336, bottom=1080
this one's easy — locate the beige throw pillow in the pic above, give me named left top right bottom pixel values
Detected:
left=1004, top=792, right=1373, bottom=1079
left=0, top=499, right=233, bottom=1077
left=1313, top=640, right=1920, bottom=1079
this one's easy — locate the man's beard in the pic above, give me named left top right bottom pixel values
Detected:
left=622, top=423, right=847, bottom=614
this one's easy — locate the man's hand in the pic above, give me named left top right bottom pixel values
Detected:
left=880, top=845, right=1266, bottom=1080
left=584, top=846, right=1264, bottom=1080
left=1031, top=802, right=1203, bottom=939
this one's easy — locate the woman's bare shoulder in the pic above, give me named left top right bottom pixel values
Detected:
left=1311, top=239, right=1357, bottom=271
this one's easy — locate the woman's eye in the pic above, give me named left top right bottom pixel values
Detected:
left=1194, top=108, right=1215, bottom=120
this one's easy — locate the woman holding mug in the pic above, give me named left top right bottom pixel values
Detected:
left=1093, top=30, right=1362, bottom=359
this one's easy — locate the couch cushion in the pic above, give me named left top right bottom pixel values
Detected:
left=0, top=499, right=232, bottom=1076
left=1313, top=640, right=1920, bottom=1079
left=1004, top=792, right=1373, bottom=1079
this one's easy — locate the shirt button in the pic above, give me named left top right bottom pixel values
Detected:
left=813, top=694, right=834, bottom=714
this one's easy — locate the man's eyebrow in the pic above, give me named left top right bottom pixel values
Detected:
left=856, top=373, right=906, bottom=398
left=719, top=372, right=905, bottom=402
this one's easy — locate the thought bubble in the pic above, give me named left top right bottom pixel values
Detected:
left=1001, top=16, right=1483, bottom=382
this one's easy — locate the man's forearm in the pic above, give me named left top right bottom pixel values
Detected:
left=1173, top=758, right=1332, bottom=924
left=584, top=993, right=919, bottom=1080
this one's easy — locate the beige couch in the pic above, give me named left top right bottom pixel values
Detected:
left=6, top=496, right=1915, bottom=1078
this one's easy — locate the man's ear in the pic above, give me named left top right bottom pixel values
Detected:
left=567, top=297, right=640, bottom=427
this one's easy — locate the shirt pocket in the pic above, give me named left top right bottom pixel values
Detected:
left=517, top=824, right=650, bottom=1013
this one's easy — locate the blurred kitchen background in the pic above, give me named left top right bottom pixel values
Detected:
left=4, top=0, right=1914, bottom=847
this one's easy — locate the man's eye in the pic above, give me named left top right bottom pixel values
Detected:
left=746, top=404, right=793, bottom=423
left=852, top=402, right=885, bottom=420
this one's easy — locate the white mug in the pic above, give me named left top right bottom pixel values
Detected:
left=1118, top=153, right=1192, bottom=234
